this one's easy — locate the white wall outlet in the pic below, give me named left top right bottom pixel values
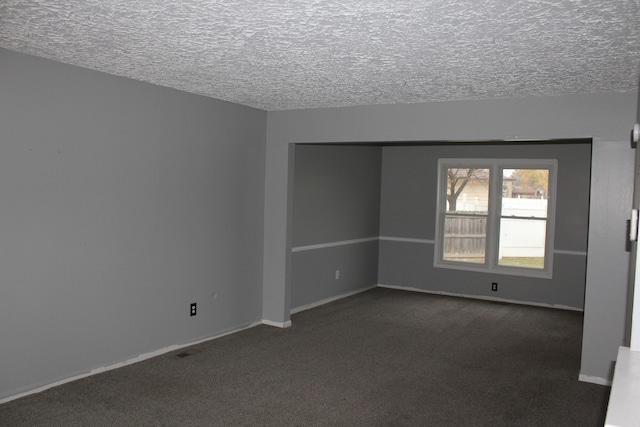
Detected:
left=335, top=270, right=340, bottom=280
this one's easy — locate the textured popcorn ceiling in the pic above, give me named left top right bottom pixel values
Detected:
left=1, top=0, right=639, bottom=110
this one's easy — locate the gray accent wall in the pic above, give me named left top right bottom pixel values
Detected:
left=265, top=93, right=637, bottom=383
left=378, top=143, right=591, bottom=308
left=291, top=145, right=381, bottom=309
left=0, top=49, right=267, bottom=400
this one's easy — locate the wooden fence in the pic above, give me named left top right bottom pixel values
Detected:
left=444, top=216, right=486, bottom=260
left=444, top=199, right=547, bottom=261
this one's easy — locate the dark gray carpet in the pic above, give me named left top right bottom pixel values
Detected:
left=0, top=287, right=610, bottom=426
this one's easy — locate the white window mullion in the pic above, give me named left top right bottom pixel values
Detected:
left=485, top=161, right=499, bottom=269
left=544, top=161, right=558, bottom=275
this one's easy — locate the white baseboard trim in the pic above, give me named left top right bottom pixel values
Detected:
left=0, top=320, right=263, bottom=405
left=262, top=319, right=292, bottom=328
left=579, top=374, right=612, bottom=386
left=377, top=284, right=584, bottom=312
left=290, top=285, right=378, bottom=315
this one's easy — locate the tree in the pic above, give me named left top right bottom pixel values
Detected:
left=511, top=169, right=549, bottom=193
left=447, top=168, right=478, bottom=211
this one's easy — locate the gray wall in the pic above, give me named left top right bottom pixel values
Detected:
left=379, top=143, right=591, bottom=309
left=264, top=92, right=637, bottom=382
left=1, top=45, right=635, bottom=400
left=582, top=141, right=635, bottom=380
left=0, top=49, right=267, bottom=400
left=291, top=145, right=382, bottom=309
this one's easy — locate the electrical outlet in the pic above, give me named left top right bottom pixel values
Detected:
left=190, top=303, right=197, bottom=316
left=491, top=282, right=498, bottom=292
left=335, top=270, right=340, bottom=280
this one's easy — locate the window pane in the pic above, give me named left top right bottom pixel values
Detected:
left=443, top=215, right=486, bottom=264
left=498, top=218, right=546, bottom=269
left=502, top=169, right=549, bottom=218
left=446, top=168, right=490, bottom=214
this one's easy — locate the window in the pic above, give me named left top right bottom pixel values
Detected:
left=434, top=159, right=557, bottom=278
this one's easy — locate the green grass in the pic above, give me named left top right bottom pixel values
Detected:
left=499, top=257, right=544, bottom=269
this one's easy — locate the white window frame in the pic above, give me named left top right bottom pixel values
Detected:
left=434, top=158, right=557, bottom=279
